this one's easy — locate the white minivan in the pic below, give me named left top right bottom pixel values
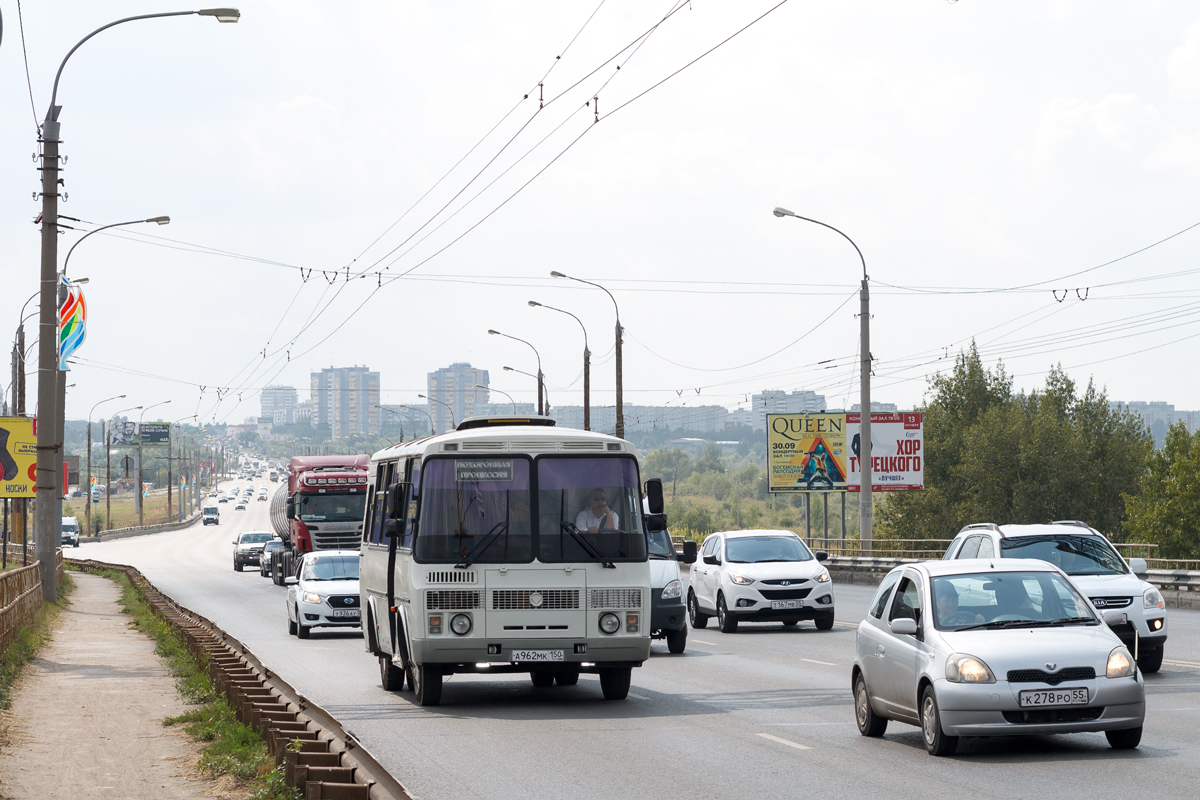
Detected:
left=642, top=493, right=696, bottom=653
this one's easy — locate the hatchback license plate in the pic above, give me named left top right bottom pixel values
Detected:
left=511, top=649, right=564, bottom=662
left=771, top=600, right=803, bottom=610
left=1019, top=688, right=1088, bottom=707
left=331, top=609, right=360, bottom=618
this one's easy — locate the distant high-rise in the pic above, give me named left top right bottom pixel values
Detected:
left=427, top=363, right=489, bottom=433
left=310, top=366, right=381, bottom=439
left=261, top=385, right=298, bottom=425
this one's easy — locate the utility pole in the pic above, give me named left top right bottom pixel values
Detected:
left=549, top=273, right=621, bottom=437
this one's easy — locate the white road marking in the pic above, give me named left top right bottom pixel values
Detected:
left=756, top=733, right=812, bottom=750
left=798, top=658, right=837, bottom=666
left=691, top=640, right=719, bottom=646
left=1163, top=659, right=1200, bottom=669
left=764, top=722, right=853, bottom=726
left=628, top=693, right=650, bottom=700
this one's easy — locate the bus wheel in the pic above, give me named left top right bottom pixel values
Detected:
left=555, top=670, right=580, bottom=686
left=530, top=671, right=555, bottom=688
left=599, top=667, right=631, bottom=700
left=409, top=663, right=443, bottom=706
left=379, top=656, right=405, bottom=691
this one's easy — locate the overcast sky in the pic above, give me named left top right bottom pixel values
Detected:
left=4, top=0, right=1200, bottom=428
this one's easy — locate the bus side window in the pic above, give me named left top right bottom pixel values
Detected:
left=363, top=485, right=377, bottom=544
left=401, top=458, right=420, bottom=549
left=366, top=462, right=387, bottom=544
left=373, top=461, right=396, bottom=545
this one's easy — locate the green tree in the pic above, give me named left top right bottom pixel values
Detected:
left=693, top=443, right=726, bottom=475
left=641, top=448, right=693, bottom=495
left=1125, top=422, right=1200, bottom=558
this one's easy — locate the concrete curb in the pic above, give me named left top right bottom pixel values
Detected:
left=81, top=512, right=202, bottom=544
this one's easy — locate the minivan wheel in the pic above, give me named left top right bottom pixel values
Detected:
left=687, top=591, right=709, bottom=629
left=717, top=594, right=738, bottom=633
left=666, top=626, right=687, bottom=654
left=920, top=686, right=958, bottom=756
left=854, top=673, right=887, bottom=737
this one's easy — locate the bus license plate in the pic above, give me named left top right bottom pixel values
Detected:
left=331, top=610, right=360, bottom=618
left=771, top=600, right=803, bottom=610
left=1019, top=688, right=1088, bottom=707
left=511, top=650, right=564, bottom=662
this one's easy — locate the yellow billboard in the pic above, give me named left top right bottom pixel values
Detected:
left=0, top=417, right=37, bottom=498
left=767, top=413, right=848, bottom=493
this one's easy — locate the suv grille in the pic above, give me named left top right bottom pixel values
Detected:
left=427, top=590, right=482, bottom=610
left=1089, top=596, right=1133, bottom=609
left=1007, top=667, right=1095, bottom=685
left=1003, top=708, right=1103, bottom=724
left=589, top=589, right=642, bottom=609
left=492, top=589, right=579, bottom=610
left=759, top=588, right=813, bottom=600
left=760, top=579, right=810, bottom=586
left=326, top=594, right=360, bottom=608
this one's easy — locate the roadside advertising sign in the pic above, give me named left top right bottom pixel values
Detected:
left=767, top=413, right=849, bottom=493
left=109, top=420, right=138, bottom=446
left=0, top=417, right=37, bottom=498
left=139, top=422, right=170, bottom=445
left=846, top=412, right=924, bottom=492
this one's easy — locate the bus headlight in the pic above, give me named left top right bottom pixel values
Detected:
left=450, top=614, right=472, bottom=636
left=661, top=580, right=682, bottom=600
left=599, top=612, right=621, bottom=635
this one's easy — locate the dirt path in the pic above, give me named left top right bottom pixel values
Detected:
left=0, top=572, right=233, bottom=799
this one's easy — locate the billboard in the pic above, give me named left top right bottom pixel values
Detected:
left=139, top=422, right=170, bottom=445
left=109, top=420, right=138, bottom=446
left=767, top=413, right=849, bottom=493
left=847, top=412, right=924, bottom=492
left=0, top=417, right=37, bottom=498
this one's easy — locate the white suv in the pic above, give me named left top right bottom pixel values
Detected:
left=688, top=529, right=834, bottom=633
left=944, top=521, right=1167, bottom=672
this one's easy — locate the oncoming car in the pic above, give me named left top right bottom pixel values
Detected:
left=852, top=558, right=1145, bottom=756
left=233, top=532, right=275, bottom=572
left=688, top=529, right=833, bottom=633
left=285, top=550, right=361, bottom=639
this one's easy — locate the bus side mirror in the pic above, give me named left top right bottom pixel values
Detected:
left=389, top=482, right=412, bottom=520
left=680, top=540, right=697, bottom=564
left=644, top=478, right=664, bottom=515
left=645, top=513, right=667, bottom=533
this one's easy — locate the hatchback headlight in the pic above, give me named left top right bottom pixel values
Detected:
left=1107, top=646, right=1136, bottom=678
left=945, top=653, right=996, bottom=683
left=730, top=574, right=755, bottom=585
left=815, top=571, right=831, bottom=583
left=302, top=591, right=322, bottom=605
left=661, top=579, right=682, bottom=600
left=1144, top=587, right=1164, bottom=610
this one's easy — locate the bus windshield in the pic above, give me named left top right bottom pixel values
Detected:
left=298, top=492, right=367, bottom=523
left=537, top=456, right=646, bottom=563
left=416, top=457, right=533, bottom=564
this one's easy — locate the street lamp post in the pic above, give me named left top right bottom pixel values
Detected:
left=398, top=404, right=433, bottom=437
left=417, top=394, right=456, bottom=432
left=487, top=330, right=543, bottom=416
left=106, top=404, right=141, bottom=531
left=529, top=300, right=590, bottom=430
left=85, top=394, right=125, bottom=534
left=479, top=384, right=516, bottom=414
left=374, top=405, right=405, bottom=441
left=137, top=400, right=170, bottom=527
left=502, top=366, right=550, bottom=414
left=773, top=206, right=873, bottom=546
left=33, top=7, right=239, bottom=600
left=550, top=272, right=622, bottom=437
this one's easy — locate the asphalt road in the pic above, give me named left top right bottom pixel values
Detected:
left=73, top=479, right=1200, bottom=800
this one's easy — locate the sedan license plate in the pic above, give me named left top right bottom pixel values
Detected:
left=511, top=649, right=564, bottom=662
left=771, top=599, right=803, bottom=610
left=1019, top=688, right=1088, bottom=707
left=331, top=609, right=360, bottom=618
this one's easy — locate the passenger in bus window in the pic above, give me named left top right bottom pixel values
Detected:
left=576, top=489, right=619, bottom=532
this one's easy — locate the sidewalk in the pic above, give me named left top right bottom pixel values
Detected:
left=0, top=572, right=228, bottom=799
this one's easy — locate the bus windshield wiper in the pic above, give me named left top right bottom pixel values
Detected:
left=455, top=522, right=508, bottom=568
left=560, top=522, right=615, bottom=569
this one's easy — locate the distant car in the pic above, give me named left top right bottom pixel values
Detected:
left=235, top=500, right=247, bottom=511
left=284, top=550, right=361, bottom=639
left=218, top=495, right=229, bottom=504
left=60, top=516, right=81, bottom=548
left=233, top=531, right=275, bottom=571
left=257, top=493, right=268, bottom=502
left=208, top=490, right=218, bottom=498
left=259, top=540, right=286, bottom=577
left=852, top=558, right=1145, bottom=756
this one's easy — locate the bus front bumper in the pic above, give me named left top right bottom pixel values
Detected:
left=410, top=635, right=650, bottom=670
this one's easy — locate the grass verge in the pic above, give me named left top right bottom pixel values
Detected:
left=77, top=565, right=301, bottom=800
left=0, top=572, right=74, bottom=713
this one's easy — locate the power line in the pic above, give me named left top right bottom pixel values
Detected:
left=15, top=0, right=39, bottom=132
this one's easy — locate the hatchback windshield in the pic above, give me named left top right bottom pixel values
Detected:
left=298, top=492, right=367, bottom=523
left=931, top=570, right=1097, bottom=630
left=302, top=555, right=359, bottom=581
left=999, top=535, right=1127, bottom=576
left=726, top=535, right=813, bottom=563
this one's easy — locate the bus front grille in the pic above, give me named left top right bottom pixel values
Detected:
left=427, top=570, right=477, bottom=584
left=589, top=589, right=643, bottom=609
left=491, top=589, right=580, bottom=610
left=427, top=590, right=482, bottom=610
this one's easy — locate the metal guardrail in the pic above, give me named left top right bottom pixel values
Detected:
left=69, top=558, right=411, bottom=800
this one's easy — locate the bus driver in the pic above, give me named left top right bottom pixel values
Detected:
left=576, top=489, right=619, bottom=532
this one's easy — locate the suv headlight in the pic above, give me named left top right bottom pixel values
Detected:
left=730, top=574, right=755, bottom=585
left=661, top=579, right=682, bottom=600
left=1144, top=587, right=1164, bottom=610
left=815, top=570, right=831, bottom=583
left=1107, top=646, right=1136, bottom=678
left=945, top=653, right=996, bottom=683
left=302, top=591, right=323, bottom=604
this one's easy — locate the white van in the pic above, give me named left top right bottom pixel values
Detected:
left=202, top=505, right=220, bottom=526
left=642, top=494, right=696, bottom=653
left=60, top=516, right=81, bottom=547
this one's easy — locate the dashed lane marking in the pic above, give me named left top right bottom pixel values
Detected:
left=691, top=640, right=719, bottom=645
left=756, top=733, right=812, bottom=750
left=798, top=658, right=837, bottom=666
left=628, top=693, right=650, bottom=700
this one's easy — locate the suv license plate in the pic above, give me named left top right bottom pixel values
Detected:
left=511, top=650, right=564, bottom=662
left=331, top=609, right=360, bottom=618
left=1019, top=688, right=1088, bottom=707
left=771, top=600, right=803, bottom=610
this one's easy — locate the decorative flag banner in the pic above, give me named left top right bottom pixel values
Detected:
left=90, top=475, right=97, bottom=488
left=58, top=277, right=87, bottom=370
left=142, top=483, right=150, bottom=498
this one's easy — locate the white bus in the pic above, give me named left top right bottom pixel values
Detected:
left=360, top=416, right=662, bottom=706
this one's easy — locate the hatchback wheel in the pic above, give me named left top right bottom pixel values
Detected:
left=287, top=614, right=297, bottom=636
left=1106, top=725, right=1142, bottom=749
left=854, top=673, right=887, bottom=737
left=717, top=594, right=738, bottom=633
left=687, top=591, right=709, bottom=629
left=920, top=686, right=958, bottom=756
left=296, top=608, right=311, bottom=640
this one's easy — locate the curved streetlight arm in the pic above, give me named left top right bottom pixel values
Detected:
left=89, top=393, right=127, bottom=421
left=63, top=217, right=170, bottom=277
left=529, top=301, right=588, bottom=352
left=772, top=208, right=867, bottom=281
left=550, top=272, right=620, bottom=323
left=487, top=329, right=542, bottom=375
left=139, top=399, right=172, bottom=425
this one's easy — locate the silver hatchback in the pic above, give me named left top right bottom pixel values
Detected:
left=852, top=558, right=1145, bottom=755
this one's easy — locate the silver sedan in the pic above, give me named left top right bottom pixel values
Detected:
left=852, top=558, right=1145, bottom=756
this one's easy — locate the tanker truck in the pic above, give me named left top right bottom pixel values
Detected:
left=269, top=454, right=370, bottom=583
